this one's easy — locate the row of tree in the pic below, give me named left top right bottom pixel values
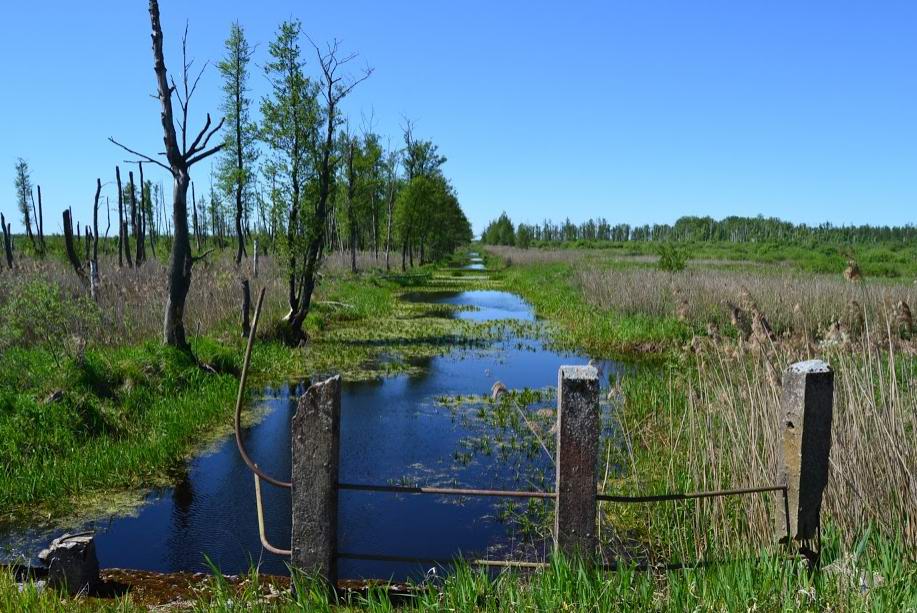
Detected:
left=482, top=213, right=917, bottom=247
left=4, top=1, right=472, bottom=352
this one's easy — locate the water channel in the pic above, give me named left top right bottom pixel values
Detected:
left=2, top=264, right=622, bottom=581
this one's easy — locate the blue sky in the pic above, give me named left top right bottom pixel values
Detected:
left=1, top=1, right=915, bottom=235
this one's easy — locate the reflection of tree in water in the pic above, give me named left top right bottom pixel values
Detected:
left=171, top=468, right=194, bottom=529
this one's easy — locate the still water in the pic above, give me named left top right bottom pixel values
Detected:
left=2, top=289, right=621, bottom=581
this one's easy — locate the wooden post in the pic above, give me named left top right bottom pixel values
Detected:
left=291, top=375, right=341, bottom=587
left=554, top=365, right=600, bottom=560
left=777, top=359, right=833, bottom=548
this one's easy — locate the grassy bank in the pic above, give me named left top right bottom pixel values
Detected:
left=3, top=550, right=913, bottom=610
left=489, top=245, right=917, bottom=608
left=0, top=254, right=496, bottom=523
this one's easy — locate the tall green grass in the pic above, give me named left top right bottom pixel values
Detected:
left=5, top=547, right=912, bottom=610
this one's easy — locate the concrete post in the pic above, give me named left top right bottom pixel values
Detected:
left=554, top=365, right=600, bottom=559
left=777, top=359, right=833, bottom=543
left=291, top=375, right=341, bottom=586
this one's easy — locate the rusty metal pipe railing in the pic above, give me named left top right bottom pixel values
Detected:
left=338, top=482, right=784, bottom=503
left=254, top=473, right=292, bottom=556
left=234, top=287, right=293, bottom=489
left=596, top=484, right=786, bottom=503
left=337, top=482, right=556, bottom=499
left=336, top=552, right=548, bottom=569
left=233, top=286, right=293, bottom=556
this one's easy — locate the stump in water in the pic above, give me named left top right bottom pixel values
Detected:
left=38, top=533, right=99, bottom=595
left=491, top=381, right=508, bottom=400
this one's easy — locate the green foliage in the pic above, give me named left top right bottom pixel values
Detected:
left=13, top=157, right=34, bottom=243
left=656, top=241, right=688, bottom=272
left=394, top=174, right=472, bottom=263
left=0, top=280, right=101, bottom=366
left=481, top=211, right=516, bottom=246
left=217, top=21, right=259, bottom=229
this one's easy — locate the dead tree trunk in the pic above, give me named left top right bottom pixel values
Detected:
left=110, top=0, right=225, bottom=350
left=240, top=278, right=251, bottom=337
left=137, top=162, right=147, bottom=265
left=36, top=186, right=45, bottom=254
left=1, top=214, right=13, bottom=269
left=128, top=170, right=141, bottom=266
left=116, top=166, right=125, bottom=267
left=91, top=179, right=101, bottom=300
left=63, top=209, right=87, bottom=284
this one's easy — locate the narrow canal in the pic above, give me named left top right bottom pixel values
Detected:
left=2, top=263, right=622, bottom=581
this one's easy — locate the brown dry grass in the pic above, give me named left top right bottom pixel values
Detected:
left=491, top=246, right=916, bottom=552
left=490, top=245, right=917, bottom=341
left=645, top=327, right=917, bottom=554
left=0, top=249, right=388, bottom=346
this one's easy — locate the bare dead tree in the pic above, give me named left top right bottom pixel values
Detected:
left=63, top=208, right=87, bottom=284
left=109, top=0, right=224, bottom=350
left=127, top=170, right=140, bottom=266
left=28, top=189, right=43, bottom=256
left=136, top=162, right=147, bottom=264
left=116, top=166, right=125, bottom=267
left=104, top=196, right=111, bottom=240
left=1, top=213, right=13, bottom=269
left=34, top=186, right=46, bottom=254
left=241, top=277, right=251, bottom=337
left=91, top=179, right=101, bottom=300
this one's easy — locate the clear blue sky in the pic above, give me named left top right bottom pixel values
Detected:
left=1, top=1, right=915, bottom=235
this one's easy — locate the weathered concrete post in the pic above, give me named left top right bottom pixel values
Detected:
left=554, top=365, right=600, bottom=560
left=291, top=375, right=341, bottom=587
left=777, top=359, right=833, bottom=546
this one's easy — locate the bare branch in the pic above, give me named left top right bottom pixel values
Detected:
left=186, top=142, right=226, bottom=167
left=108, top=137, right=172, bottom=173
left=191, top=247, right=215, bottom=264
left=186, top=115, right=225, bottom=159
left=185, top=113, right=212, bottom=155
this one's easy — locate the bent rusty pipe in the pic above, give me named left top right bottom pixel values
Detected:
left=234, top=287, right=293, bottom=489
left=254, top=473, right=292, bottom=556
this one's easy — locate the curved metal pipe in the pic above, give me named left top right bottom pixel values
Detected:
left=234, top=286, right=293, bottom=489
left=254, top=473, right=292, bottom=556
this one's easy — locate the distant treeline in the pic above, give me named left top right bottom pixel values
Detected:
left=481, top=213, right=917, bottom=247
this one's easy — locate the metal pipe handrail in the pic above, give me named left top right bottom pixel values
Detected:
left=254, top=473, right=293, bottom=556
left=336, top=551, right=548, bottom=569
left=338, top=482, right=784, bottom=503
left=337, top=482, right=556, bottom=499
left=234, top=287, right=293, bottom=489
left=597, top=484, right=786, bottom=503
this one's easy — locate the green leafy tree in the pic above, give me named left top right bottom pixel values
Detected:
left=13, top=158, right=37, bottom=252
left=482, top=212, right=515, bottom=246
left=260, top=20, right=319, bottom=321
left=218, top=21, right=258, bottom=265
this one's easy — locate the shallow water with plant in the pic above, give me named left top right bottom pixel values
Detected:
left=1, top=288, right=622, bottom=582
